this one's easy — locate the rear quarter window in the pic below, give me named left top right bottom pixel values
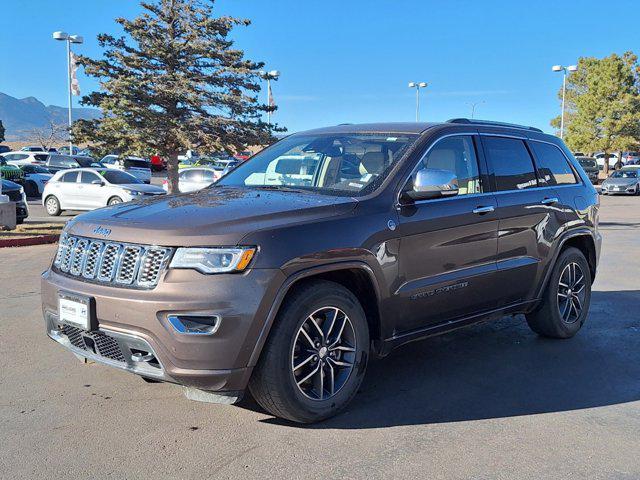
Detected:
left=530, top=141, right=578, bottom=186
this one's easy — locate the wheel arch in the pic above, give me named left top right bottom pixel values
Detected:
left=535, top=230, right=597, bottom=302
left=247, top=262, right=383, bottom=368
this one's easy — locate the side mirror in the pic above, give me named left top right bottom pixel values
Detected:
left=404, top=168, right=459, bottom=201
left=91, top=179, right=104, bottom=186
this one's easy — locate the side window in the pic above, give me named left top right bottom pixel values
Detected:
left=60, top=172, right=78, bottom=183
left=483, top=137, right=537, bottom=191
left=182, top=169, right=202, bottom=182
left=419, top=136, right=481, bottom=195
left=530, top=141, right=578, bottom=186
left=80, top=171, right=99, bottom=184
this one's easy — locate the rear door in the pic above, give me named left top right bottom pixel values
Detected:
left=480, top=134, right=565, bottom=307
left=395, top=133, right=500, bottom=333
left=55, top=171, right=80, bottom=208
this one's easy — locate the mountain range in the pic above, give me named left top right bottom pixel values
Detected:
left=0, top=92, right=101, bottom=141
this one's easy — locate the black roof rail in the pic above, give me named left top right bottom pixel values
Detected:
left=446, top=118, right=543, bottom=133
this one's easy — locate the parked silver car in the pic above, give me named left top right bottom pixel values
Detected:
left=601, top=169, right=640, bottom=195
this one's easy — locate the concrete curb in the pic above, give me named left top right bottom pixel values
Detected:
left=0, top=234, right=60, bottom=248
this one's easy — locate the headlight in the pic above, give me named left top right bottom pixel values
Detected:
left=170, top=247, right=256, bottom=274
left=127, top=190, right=144, bottom=196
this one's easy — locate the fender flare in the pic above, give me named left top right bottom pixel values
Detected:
left=535, top=228, right=597, bottom=301
left=246, top=261, right=382, bottom=367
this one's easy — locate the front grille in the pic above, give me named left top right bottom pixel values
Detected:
left=61, top=324, right=126, bottom=363
left=54, top=235, right=172, bottom=289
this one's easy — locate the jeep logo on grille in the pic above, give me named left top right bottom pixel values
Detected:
left=92, top=226, right=112, bottom=237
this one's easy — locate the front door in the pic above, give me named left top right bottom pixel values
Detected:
left=395, top=134, right=500, bottom=334
left=77, top=171, right=106, bottom=208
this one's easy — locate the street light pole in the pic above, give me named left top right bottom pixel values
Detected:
left=408, top=82, right=428, bottom=121
left=259, top=69, right=280, bottom=127
left=53, top=31, right=83, bottom=153
left=552, top=64, right=578, bottom=140
left=467, top=100, right=485, bottom=119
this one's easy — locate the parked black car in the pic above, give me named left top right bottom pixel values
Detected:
left=44, top=154, right=103, bottom=174
left=577, top=156, right=599, bottom=184
left=1, top=179, right=28, bottom=224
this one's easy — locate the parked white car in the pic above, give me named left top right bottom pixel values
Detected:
left=42, top=168, right=165, bottom=216
left=162, top=167, right=220, bottom=193
left=20, top=164, right=53, bottom=197
left=100, top=155, right=152, bottom=183
left=594, top=152, right=621, bottom=170
left=1, top=151, right=49, bottom=166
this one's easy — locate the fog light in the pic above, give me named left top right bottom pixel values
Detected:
left=168, top=314, right=220, bottom=335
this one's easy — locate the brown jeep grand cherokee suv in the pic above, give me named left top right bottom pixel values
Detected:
left=42, top=119, right=601, bottom=423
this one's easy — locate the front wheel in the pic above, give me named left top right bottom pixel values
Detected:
left=526, top=247, right=591, bottom=338
left=44, top=195, right=61, bottom=216
left=107, top=196, right=123, bottom=206
left=249, top=280, right=370, bottom=423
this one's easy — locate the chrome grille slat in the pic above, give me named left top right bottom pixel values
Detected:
left=52, top=235, right=172, bottom=289
left=69, top=239, right=89, bottom=276
left=59, top=237, right=77, bottom=272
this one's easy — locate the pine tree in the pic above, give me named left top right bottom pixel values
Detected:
left=551, top=52, right=640, bottom=174
left=73, top=0, right=275, bottom=192
left=0, top=120, right=5, bottom=143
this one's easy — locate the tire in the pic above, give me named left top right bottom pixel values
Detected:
left=44, top=195, right=62, bottom=216
left=108, top=196, right=123, bottom=206
left=24, top=181, right=38, bottom=198
left=249, top=280, right=370, bottom=423
left=526, top=247, right=591, bottom=339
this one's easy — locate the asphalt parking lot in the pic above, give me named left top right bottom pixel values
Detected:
left=1, top=194, right=639, bottom=479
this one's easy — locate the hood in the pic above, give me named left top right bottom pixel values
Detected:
left=120, top=183, right=165, bottom=194
left=603, top=177, right=637, bottom=186
left=66, top=187, right=357, bottom=246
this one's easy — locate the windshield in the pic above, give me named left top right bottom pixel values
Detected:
left=75, top=156, right=98, bottom=167
left=217, top=133, right=418, bottom=196
left=99, top=170, right=141, bottom=184
left=610, top=170, right=637, bottom=178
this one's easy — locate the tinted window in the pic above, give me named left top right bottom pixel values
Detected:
left=484, top=137, right=537, bottom=191
left=74, top=156, right=98, bottom=167
left=418, top=135, right=482, bottom=195
left=80, top=171, right=100, bottom=184
left=531, top=142, right=577, bottom=185
left=34, top=154, right=49, bottom=162
left=123, top=159, right=149, bottom=169
left=60, top=172, right=78, bottom=183
left=100, top=170, right=141, bottom=184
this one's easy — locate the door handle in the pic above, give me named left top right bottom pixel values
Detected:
left=472, top=206, right=495, bottom=214
left=541, top=197, right=559, bottom=205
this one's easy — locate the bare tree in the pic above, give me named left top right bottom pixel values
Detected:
left=27, top=121, right=68, bottom=150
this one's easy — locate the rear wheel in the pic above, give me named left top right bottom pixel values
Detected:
left=249, top=280, right=369, bottom=423
left=526, top=247, right=591, bottom=338
left=44, top=195, right=61, bottom=216
left=107, top=196, right=123, bottom=206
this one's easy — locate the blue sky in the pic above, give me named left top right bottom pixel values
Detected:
left=1, top=0, right=638, bottom=134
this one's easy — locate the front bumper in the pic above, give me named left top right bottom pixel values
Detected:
left=42, top=266, right=286, bottom=392
left=601, top=184, right=638, bottom=194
